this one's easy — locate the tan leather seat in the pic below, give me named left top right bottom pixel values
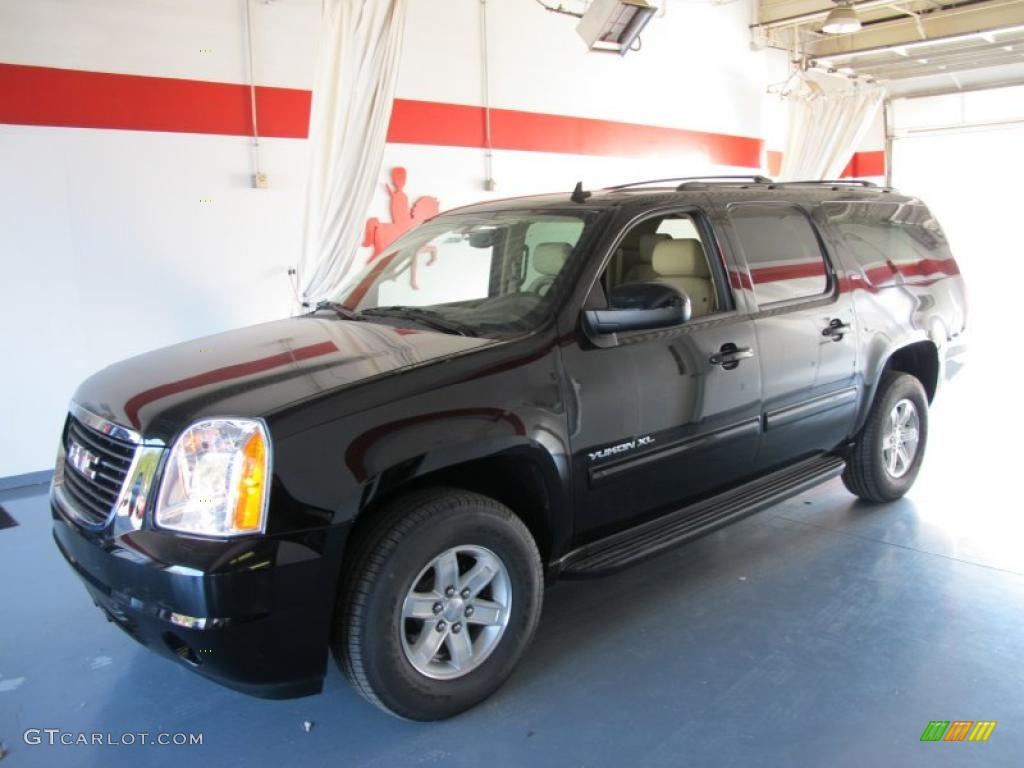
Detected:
left=529, top=242, right=572, bottom=294
left=624, top=233, right=670, bottom=282
left=651, top=239, right=715, bottom=317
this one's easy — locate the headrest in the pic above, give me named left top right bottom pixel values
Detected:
left=637, top=233, right=671, bottom=264
left=652, top=239, right=710, bottom=277
left=534, top=242, right=572, bottom=275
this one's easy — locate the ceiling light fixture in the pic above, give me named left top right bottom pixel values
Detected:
left=822, top=1, right=862, bottom=35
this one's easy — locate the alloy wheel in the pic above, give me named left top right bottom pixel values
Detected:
left=399, top=545, right=512, bottom=680
left=882, top=397, right=921, bottom=479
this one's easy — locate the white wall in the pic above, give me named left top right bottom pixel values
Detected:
left=377, top=0, right=786, bottom=208
left=0, top=0, right=785, bottom=477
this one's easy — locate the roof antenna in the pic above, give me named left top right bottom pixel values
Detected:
left=571, top=181, right=591, bottom=203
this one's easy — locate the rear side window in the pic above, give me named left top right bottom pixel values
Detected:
left=819, top=202, right=954, bottom=287
left=728, top=204, right=829, bottom=305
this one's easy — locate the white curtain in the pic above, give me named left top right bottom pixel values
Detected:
left=779, top=86, right=885, bottom=181
left=296, top=0, right=408, bottom=307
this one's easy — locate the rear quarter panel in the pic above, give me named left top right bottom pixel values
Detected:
left=814, top=198, right=967, bottom=425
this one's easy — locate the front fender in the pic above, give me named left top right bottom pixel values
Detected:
left=357, top=433, right=568, bottom=536
left=269, top=329, right=572, bottom=554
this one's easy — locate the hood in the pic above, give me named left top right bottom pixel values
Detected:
left=72, top=315, right=494, bottom=443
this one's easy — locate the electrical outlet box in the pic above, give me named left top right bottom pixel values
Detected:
left=253, top=172, right=269, bottom=189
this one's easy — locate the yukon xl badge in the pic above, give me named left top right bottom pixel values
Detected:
left=588, top=436, right=655, bottom=462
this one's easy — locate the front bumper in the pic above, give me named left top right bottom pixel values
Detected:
left=52, top=496, right=346, bottom=699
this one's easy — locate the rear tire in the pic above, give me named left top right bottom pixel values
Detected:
left=333, top=488, right=543, bottom=720
left=843, top=371, right=929, bottom=503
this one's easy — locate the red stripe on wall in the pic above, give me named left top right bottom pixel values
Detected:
left=388, top=99, right=763, bottom=165
left=841, top=150, right=885, bottom=178
left=0, top=63, right=310, bottom=137
left=385, top=99, right=485, bottom=149
left=763, top=150, right=886, bottom=179
left=0, top=63, right=764, bottom=166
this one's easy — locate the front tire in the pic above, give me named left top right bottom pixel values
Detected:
left=843, top=371, right=929, bottom=503
left=334, top=488, right=543, bottom=720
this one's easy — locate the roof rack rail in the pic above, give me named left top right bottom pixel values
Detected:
left=605, top=175, right=773, bottom=191
left=781, top=179, right=878, bottom=187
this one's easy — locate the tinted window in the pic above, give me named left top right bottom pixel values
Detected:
left=728, top=205, right=829, bottom=305
left=820, top=202, right=954, bottom=287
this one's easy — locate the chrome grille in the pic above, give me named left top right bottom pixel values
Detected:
left=62, top=415, right=137, bottom=525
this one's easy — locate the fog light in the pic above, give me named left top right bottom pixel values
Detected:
left=163, top=632, right=201, bottom=666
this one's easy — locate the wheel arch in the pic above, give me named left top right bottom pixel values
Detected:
left=344, top=442, right=569, bottom=571
left=886, top=340, right=940, bottom=402
left=855, top=337, right=939, bottom=433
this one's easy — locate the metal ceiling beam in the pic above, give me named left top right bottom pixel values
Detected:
left=754, top=0, right=909, bottom=29
left=834, top=34, right=1024, bottom=61
left=889, top=75, right=1024, bottom=97
left=807, top=0, right=1024, bottom=57
left=821, top=31, right=1024, bottom=68
left=853, top=49, right=1024, bottom=78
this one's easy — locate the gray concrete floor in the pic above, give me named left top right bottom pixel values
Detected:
left=1, top=365, right=1022, bottom=768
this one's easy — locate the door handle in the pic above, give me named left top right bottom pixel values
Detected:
left=822, top=318, right=850, bottom=341
left=709, top=344, right=755, bottom=369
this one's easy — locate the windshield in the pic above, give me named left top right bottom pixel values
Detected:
left=332, top=210, right=597, bottom=336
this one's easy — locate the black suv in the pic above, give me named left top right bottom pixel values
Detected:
left=51, top=176, right=967, bottom=720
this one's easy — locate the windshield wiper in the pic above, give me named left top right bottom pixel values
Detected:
left=360, top=306, right=478, bottom=337
left=313, top=301, right=364, bottom=321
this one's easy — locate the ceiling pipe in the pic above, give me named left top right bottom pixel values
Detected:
left=883, top=98, right=894, bottom=187
left=890, top=5, right=928, bottom=39
left=480, top=0, right=496, bottom=192
left=243, top=0, right=266, bottom=189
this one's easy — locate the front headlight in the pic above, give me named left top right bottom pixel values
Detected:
left=155, top=418, right=270, bottom=537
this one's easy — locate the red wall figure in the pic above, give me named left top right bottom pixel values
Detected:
left=363, top=167, right=440, bottom=260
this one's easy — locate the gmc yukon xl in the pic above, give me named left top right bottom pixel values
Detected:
left=51, top=176, right=967, bottom=720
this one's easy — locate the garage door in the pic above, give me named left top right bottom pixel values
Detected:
left=891, top=86, right=1024, bottom=355
left=889, top=87, right=1022, bottom=506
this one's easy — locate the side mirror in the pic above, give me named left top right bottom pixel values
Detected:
left=583, top=282, right=691, bottom=335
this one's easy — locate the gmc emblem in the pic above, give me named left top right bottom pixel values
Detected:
left=67, top=440, right=100, bottom=480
